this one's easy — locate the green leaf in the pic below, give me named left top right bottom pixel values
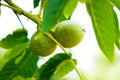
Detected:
left=86, top=0, right=116, bottom=63
left=0, top=3, right=1, bottom=16
left=116, top=30, right=120, bottom=49
left=63, top=0, right=78, bottom=19
left=116, top=39, right=120, bottom=50
left=34, top=53, right=76, bottom=80
left=79, top=0, right=86, bottom=3
left=0, top=29, right=28, bottom=49
left=113, top=10, right=120, bottom=49
left=0, top=43, right=28, bottom=66
left=111, top=0, right=120, bottom=10
left=12, top=75, right=27, bottom=80
left=33, top=0, right=41, bottom=8
left=41, top=0, right=68, bottom=32
left=50, top=59, right=77, bottom=80
left=0, top=48, right=39, bottom=80
left=40, top=0, right=47, bottom=12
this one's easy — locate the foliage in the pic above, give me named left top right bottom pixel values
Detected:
left=0, top=0, right=120, bottom=80
left=0, top=48, right=39, bottom=80
left=41, top=0, right=78, bottom=32
left=33, top=0, right=41, bottom=8
left=34, top=53, right=77, bottom=80
left=0, top=29, right=28, bottom=49
left=86, top=0, right=116, bottom=63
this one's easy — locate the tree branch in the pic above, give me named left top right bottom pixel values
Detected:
left=3, top=0, right=41, bottom=25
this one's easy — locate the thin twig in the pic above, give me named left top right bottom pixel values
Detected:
left=13, top=12, right=25, bottom=29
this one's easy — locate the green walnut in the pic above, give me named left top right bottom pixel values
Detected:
left=53, top=20, right=84, bottom=48
left=30, top=31, right=57, bottom=56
